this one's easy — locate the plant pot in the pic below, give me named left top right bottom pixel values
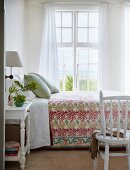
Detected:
left=8, top=94, right=13, bottom=106
left=14, top=102, right=24, bottom=107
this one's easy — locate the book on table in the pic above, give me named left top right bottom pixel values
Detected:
left=5, top=141, right=20, bottom=156
left=5, top=141, right=20, bottom=148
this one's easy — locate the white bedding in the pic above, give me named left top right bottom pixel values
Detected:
left=30, top=98, right=50, bottom=149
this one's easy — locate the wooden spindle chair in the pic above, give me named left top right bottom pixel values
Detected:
left=93, top=91, right=130, bottom=170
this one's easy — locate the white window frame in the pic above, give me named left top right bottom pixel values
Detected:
left=56, top=4, right=99, bottom=91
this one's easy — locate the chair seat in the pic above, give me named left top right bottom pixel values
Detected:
left=96, top=130, right=130, bottom=144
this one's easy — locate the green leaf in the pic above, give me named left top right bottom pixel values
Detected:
left=9, top=85, right=17, bottom=94
left=65, top=75, right=73, bottom=91
left=13, top=94, right=26, bottom=103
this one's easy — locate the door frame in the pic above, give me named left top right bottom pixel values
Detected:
left=0, top=0, right=5, bottom=169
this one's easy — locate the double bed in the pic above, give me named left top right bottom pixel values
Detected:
left=29, top=90, right=124, bottom=149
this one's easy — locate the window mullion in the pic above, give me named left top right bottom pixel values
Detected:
left=87, top=12, right=89, bottom=43
left=61, top=12, right=62, bottom=43
left=73, top=10, right=77, bottom=91
left=87, top=50, right=90, bottom=91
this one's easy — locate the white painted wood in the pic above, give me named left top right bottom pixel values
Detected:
left=26, top=111, right=31, bottom=154
left=5, top=102, right=32, bottom=170
left=100, top=90, right=106, bottom=138
left=104, top=144, right=109, bottom=170
left=117, top=100, right=121, bottom=139
left=124, top=100, right=128, bottom=139
left=5, top=154, right=19, bottom=161
left=20, top=121, right=26, bottom=170
left=127, top=144, right=130, bottom=170
left=0, top=2, right=4, bottom=169
left=93, top=91, right=130, bottom=170
left=110, top=100, right=113, bottom=139
left=5, top=102, right=32, bottom=120
left=100, top=151, right=105, bottom=160
left=93, top=158, right=97, bottom=170
left=93, top=142, right=99, bottom=170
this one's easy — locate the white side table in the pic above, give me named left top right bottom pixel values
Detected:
left=5, top=102, right=32, bottom=170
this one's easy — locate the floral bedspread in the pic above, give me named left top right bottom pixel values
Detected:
left=48, top=91, right=102, bottom=147
left=48, top=91, right=129, bottom=147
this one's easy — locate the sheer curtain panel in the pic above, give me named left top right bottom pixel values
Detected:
left=98, top=2, right=108, bottom=90
left=124, top=5, right=130, bottom=94
left=39, top=2, right=59, bottom=88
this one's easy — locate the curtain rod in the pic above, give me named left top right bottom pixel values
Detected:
left=42, top=1, right=100, bottom=5
left=26, top=0, right=124, bottom=3
left=26, top=0, right=125, bottom=6
left=38, top=0, right=122, bottom=2
left=26, top=1, right=101, bottom=6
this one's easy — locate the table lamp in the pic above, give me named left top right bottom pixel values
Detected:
left=5, top=51, right=23, bottom=79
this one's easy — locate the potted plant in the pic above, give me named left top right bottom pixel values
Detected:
left=8, top=80, right=37, bottom=107
left=13, top=94, right=26, bottom=107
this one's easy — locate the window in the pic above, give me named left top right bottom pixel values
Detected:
left=55, top=8, right=99, bottom=91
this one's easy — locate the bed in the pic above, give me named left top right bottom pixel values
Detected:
left=29, top=90, right=127, bottom=149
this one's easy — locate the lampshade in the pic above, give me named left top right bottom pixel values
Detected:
left=6, top=51, right=23, bottom=67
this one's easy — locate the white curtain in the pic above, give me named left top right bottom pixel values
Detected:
left=124, top=5, right=130, bottom=93
left=98, top=2, right=108, bottom=90
left=39, top=2, right=59, bottom=88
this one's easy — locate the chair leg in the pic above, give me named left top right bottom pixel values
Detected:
left=93, top=157, right=98, bottom=170
left=127, top=144, right=130, bottom=170
left=93, top=142, right=99, bottom=170
left=104, top=144, right=109, bottom=170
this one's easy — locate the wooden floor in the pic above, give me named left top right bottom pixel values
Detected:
left=5, top=150, right=128, bottom=170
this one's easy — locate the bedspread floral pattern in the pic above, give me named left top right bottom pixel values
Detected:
left=48, top=92, right=101, bottom=147
left=49, top=92, right=130, bottom=147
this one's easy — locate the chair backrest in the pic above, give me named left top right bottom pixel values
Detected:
left=100, top=90, right=130, bottom=139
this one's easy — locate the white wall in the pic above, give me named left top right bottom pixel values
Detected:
left=5, top=0, right=26, bottom=75
left=25, top=2, right=43, bottom=73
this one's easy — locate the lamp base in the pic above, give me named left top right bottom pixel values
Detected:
left=5, top=75, right=13, bottom=79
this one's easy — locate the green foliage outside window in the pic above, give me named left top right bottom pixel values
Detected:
left=60, top=80, right=63, bottom=91
left=65, top=75, right=73, bottom=91
left=79, top=79, right=97, bottom=91
left=60, top=75, right=97, bottom=91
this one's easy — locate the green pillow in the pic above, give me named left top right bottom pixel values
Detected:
left=24, top=74, right=51, bottom=99
left=31, top=73, right=59, bottom=94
